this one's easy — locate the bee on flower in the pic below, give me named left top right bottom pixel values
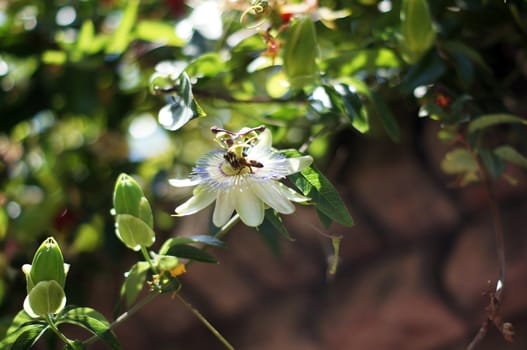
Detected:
left=170, top=126, right=313, bottom=227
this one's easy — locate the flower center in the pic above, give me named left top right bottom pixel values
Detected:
left=220, top=150, right=263, bottom=176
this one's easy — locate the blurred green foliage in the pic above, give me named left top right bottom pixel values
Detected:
left=1, top=0, right=527, bottom=343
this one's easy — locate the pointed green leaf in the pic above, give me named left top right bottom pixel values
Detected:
left=264, top=209, right=294, bottom=241
left=5, top=310, right=42, bottom=335
left=158, top=96, right=196, bottom=131
left=120, top=262, right=150, bottom=307
left=186, top=53, right=227, bottom=77
left=283, top=150, right=354, bottom=227
left=164, top=244, right=217, bottom=263
left=106, top=0, right=139, bottom=55
left=494, top=145, right=527, bottom=169
left=76, top=20, right=96, bottom=55
left=256, top=212, right=282, bottom=256
left=58, top=307, right=121, bottom=350
left=159, top=236, right=225, bottom=255
left=468, top=114, right=527, bottom=134
left=115, top=214, right=156, bottom=251
left=480, top=149, right=505, bottom=179
left=370, top=91, right=400, bottom=142
left=0, top=323, right=48, bottom=349
left=135, top=20, right=185, bottom=47
left=441, top=148, right=478, bottom=174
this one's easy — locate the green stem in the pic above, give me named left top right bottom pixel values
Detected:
left=140, top=245, right=158, bottom=274
left=215, top=214, right=240, bottom=240
left=175, top=293, right=234, bottom=350
left=45, top=314, right=76, bottom=348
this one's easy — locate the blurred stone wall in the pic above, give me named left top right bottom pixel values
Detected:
left=92, top=121, right=527, bottom=350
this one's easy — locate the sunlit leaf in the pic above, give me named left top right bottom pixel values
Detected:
left=186, top=53, right=227, bottom=78
left=0, top=207, right=7, bottom=240
left=75, top=20, right=96, bottom=57
left=106, top=0, right=139, bottom=55
left=41, top=50, right=67, bottom=65
left=159, top=235, right=225, bottom=255
left=163, top=244, right=217, bottom=263
left=120, top=262, right=150, bottom=307
left=135, top=20, right=185, bottom=46
left=0, top=323, right=48, bottom=349
left=324, top=83, right=369, bottom=133
left=115, top=214, right=156, bottom=251
left=58, top=307, right=120, bottom=349
left=283, top=150, right=354, bottom=227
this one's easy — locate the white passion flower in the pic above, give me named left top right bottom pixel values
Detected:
left=170, top=126, right=313, bottom=227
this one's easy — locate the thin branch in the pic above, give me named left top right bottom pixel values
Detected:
left=465, top=143, right=513, bottom=349
left=175, top=293, right=235, bottom=350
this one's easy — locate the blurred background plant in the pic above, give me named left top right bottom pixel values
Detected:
left=1, top=0, right=527, bottom=348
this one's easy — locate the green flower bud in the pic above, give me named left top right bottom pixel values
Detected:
left=399, top=0, right=436, bottom=63
left=26, top=237, right=68, bottom=293
left=24, top=280, right=66, bottom=318
left=113, top=173, right=154, bottom=228
left=115, top=214, right=156, bottom=251
left=283, top=16, right=319, bottom=89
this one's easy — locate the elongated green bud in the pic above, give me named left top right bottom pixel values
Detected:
left=24, top=280, right=66, bottom=317
left=113, top=173, right=153, bottom=228
left=399, top=0, right=436, bottom=63
left=283, top=16, right=319, bottom=89
left=26, top=237, right=67, bottom=292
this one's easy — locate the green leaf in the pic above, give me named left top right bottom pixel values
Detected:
left=3, top=310, right=46, bottom=337
left=120, top=262, right=150, bottom=307
left=370, top=91, right=401, bottom=142
left=441, top=148, right=478, bottom=174
left=324, top=84, right=369, bottom=133
left=164, top=244, right=217, bottom=263
left=494, top=145, right=527, bottom=169
left=105, top=0, right=139, bottom=55
left=58, top=307, right=121, bottom=350
left=0, top=206, right=8, bottom=240
left=283, top=150, right=354, bottom=227
left=159, top=235, right=225, bottom=255
left=328, top=235, right=342, bottom=276
left=263, top=209, right=294, bottom=241
left=479, top=148, right=505, bottom=178
left=157, top=72, right=202, bottom=131
left=115, top=214, right=156, bottom=251
left=41, top=50, right=67, bottom=65
left=76, top=20, right=96, bottom=56
left=400, top=52, right=446, bottom=94
left=186, top=53, right=227, bottom=78
left=0, top=323, right=48, bottom=349
left=135, top=20, right=185, bottom=47
left=256, top=212, right=282, bottom=256
left=468, top=114, right=527, bottom=134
